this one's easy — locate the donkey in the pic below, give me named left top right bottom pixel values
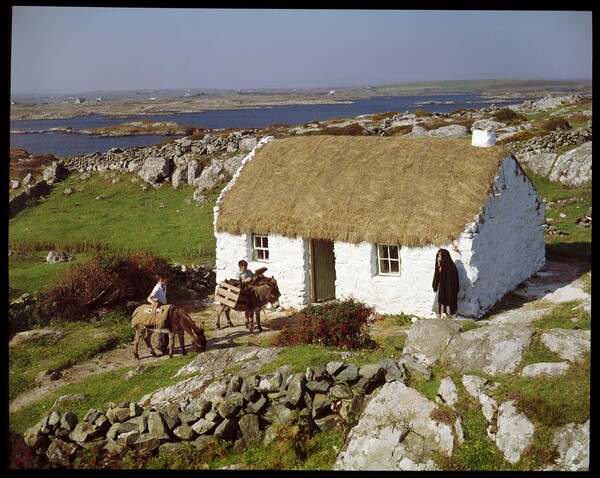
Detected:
left=216, top=276, right=281, bottom=333
left=132, top=305, right=207, bottom=360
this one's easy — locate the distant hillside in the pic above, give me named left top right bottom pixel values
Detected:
left=362, top=79, right=592, bottom=95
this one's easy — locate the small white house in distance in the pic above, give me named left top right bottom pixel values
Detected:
left=213, top=133, right=546, bottom=318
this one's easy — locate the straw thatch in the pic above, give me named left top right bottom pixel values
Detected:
left=216, top=136, right=515, bottom=247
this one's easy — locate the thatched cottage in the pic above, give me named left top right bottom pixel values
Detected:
left=213, top=132, right=545, bottom=318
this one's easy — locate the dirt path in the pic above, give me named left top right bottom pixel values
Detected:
left=8, top=260, right=590, bottom=415
left=8, top=303, right=294, bottom=414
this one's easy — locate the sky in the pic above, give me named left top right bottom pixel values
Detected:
left=9, top=7, right=593, bottom=95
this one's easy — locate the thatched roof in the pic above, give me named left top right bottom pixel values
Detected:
left=215, top=135, right=515, bottom=247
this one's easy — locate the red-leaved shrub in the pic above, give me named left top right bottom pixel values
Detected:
left=271, top=297, right=378, bottom=349
left=34, top=251, right=169, bottom=323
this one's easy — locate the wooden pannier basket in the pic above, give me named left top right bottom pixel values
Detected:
left=215, top=281, right=251, bottom=311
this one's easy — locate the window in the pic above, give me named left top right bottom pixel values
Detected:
left=253, top=235, right=269, bottom=262
left=377, top=244, right=401, bottom=275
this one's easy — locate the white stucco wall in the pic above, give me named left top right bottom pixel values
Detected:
left=454, top=156, right=546, bottom=316
left=214, top=155, right=545, bottom=319
left=334, top=242, right=441, bottom=317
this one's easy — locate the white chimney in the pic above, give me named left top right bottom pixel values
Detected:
left=472, top=128, right=497, bottom=147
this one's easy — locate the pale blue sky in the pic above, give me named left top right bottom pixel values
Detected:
left=10, top=7, right=593, bottom=94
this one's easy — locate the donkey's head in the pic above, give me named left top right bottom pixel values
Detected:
left=255, top=276, right=281, bottom=309
left=191, top=322, right=208, bottom=354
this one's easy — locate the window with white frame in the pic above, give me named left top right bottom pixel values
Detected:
left=253, top=234, right=270, bottom=262
left=377, top=244, right=401, bottom=275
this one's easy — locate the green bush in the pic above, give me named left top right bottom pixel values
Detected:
left=271, top=297, right=378, bottom=349
left=8, top=305, right=40, bottom=336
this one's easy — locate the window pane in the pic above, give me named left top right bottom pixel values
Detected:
left=376, top=244, right=401, bottom=275
left=263, top=237, right=268, bottom=248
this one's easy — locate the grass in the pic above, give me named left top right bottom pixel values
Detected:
left=8, top=311, right=135, bottom=402
left=9, top=344, right=198, bottom=436
left=526, top=170, right=592, bottom=264
left=9, top=171, right=219, bottom=297
left=8, top=251, right=93, bottom=300
left=404, top=298, right=590, bottom=472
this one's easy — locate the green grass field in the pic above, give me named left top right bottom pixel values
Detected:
left=8, top=172, right=218, bottom=298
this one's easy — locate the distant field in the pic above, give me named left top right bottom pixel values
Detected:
left=368, top=79, right=593, bottom=95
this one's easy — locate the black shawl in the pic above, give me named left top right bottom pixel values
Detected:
left=432, top=248, right=459, bottom=313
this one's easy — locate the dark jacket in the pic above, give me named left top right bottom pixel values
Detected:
left=432, top=248, right=459, bottom=313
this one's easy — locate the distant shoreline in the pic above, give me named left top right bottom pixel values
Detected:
left=10, top=79, right=591, bottom=122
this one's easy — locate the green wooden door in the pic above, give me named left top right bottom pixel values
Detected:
left=311, top=239, right=336, bottom=302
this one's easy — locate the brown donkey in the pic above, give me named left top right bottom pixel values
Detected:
left=216, top=276, right=281, bottom=333
left=133, top=306, right=207, bottom=360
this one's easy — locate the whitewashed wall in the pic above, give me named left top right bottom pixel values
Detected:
left=214, top=153, right=545, bottom=319
left=334, top=242, right=441, bottom=317
left=454, top=156, right=546, bottom=316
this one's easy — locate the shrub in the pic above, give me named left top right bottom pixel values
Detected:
left=497, top=130, right=536, bottom=145
left=543, top=117, right=571, bottom=132
left=33, top=251, right=169, bottom=323
left=370, top=111, right=399, bottom=121
left=8, top=430, right=49, bottom=469
left=413, top=109, right=432, bottom=117
left=386, top=124, right=413, bottom=136
left=8, top=304, right=40, bottom=336
left=492, top=108, right=527, bottom=124
left=271, top=297, right=378, bottom=349
left=567, top=113, right=590, bottom=126
left=310, top=123, right=367, bottom=136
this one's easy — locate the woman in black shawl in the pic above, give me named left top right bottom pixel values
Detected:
left=432, top=248, right=459, bottom=318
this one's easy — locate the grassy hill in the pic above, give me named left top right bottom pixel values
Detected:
left=8, top=172, right=218, bottom=300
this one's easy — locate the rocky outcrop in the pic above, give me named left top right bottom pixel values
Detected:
left=548, top=141, right=592, bottom=187
left=511, top=136, right=592, bottom=187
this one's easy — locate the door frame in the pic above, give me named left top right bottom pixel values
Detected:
left=309, top=239, right=336, bottom=303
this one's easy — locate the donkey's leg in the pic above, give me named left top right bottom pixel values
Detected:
left=225, top=307, right=234, bottom=328
left=216, top=305, right=223, bottom=329
left=178, top=330, right=186, bottom=356
left=255, top=309, right=263, bottom=333
left=168, top=332, right=176, bottom=358
left=144, top=329, right=158, bottom=357
left=248, top=308, right=255, bottom=334
left=134, top=329, right=141, bottom=360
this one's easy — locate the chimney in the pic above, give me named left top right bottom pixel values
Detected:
left=471, top=128, right=497, bottom=147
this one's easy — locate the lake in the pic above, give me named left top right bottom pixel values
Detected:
left=10, top=93, right=536, bottom=158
